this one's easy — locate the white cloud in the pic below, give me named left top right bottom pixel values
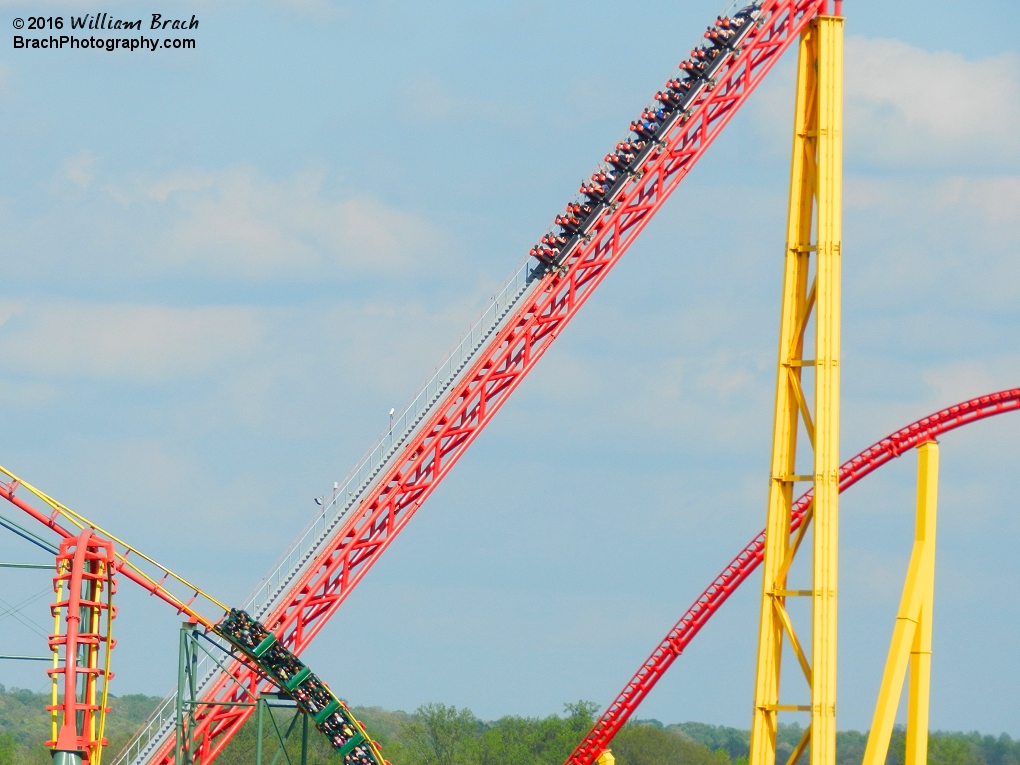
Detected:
left=130, top=165, right=446, bottom=280
left=5, top=161, right=448, bottom=285
left=843, top=173, right=1020, bottom=309
left=271, top=0, right=348, bottom=21
left=752, top=36, right=1020, bottom=168
left=0, top=301, right=20, bottom=327
left=396, top=73, right=535, bottom=128
left=398, top=75, right=461, bottom=124
left=846, top=173, right=1020, bottom=229
left=0, top=378, right=59, bottom=407
left=506, top=343, right=771, bottom=457
left=844, top=37, right=1020, bottom=167
left=141, top=169, right=217, bottom=202
left=63, top=150, right=96, bottom=189
left=921, top=359, right=1020, bottom=410
left=0, top=301, right=264, bottom=382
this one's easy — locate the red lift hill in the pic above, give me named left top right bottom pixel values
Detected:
left=2, top=2, right=1016, bottom=765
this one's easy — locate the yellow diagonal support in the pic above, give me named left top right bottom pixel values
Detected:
left=861, top=441, right=939, bottom=765
left=785, top=366, right=816, bottom=448
left=749, top=14, right=843, bottom=765
left=771, top=597, right=812, bottom=684
left=0, top=462, right=228, bottom=623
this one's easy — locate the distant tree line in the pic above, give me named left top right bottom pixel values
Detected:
left=0, top=685, right=166, bottom=765
left=2, top=684, right=1020, bottom=765
left=645, top=721, right=1020, bottom=765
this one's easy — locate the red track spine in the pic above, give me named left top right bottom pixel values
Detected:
left=148, top=2, right=828, bottom=762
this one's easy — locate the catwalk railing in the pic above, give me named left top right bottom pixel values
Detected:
left=245, top=256, right=540, bottom=624
left=116, top=0, right=830, bottom=762
left=111, top=256, right=541, bottom=765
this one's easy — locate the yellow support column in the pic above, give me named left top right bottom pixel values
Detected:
left=812, top=17, right=844, bottom=765
left=861, top=441, right=939, bottom=765
left=597, top=751, right=616, bottom=765
left=748, top=13, right=843, bottom=765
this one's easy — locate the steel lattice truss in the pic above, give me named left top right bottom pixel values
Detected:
left=133, top=1, right=831, bottom=762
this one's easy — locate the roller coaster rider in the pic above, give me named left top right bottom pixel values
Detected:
left=527, top=5, right=765, bottom=271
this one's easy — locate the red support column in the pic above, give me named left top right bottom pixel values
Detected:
left=48, top=529, right=117, bottom=765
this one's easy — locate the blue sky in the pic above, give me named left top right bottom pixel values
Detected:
left=0, top=0, right=1018, bottom=741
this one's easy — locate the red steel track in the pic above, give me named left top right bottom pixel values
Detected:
left=564, top=388, right=1020, bottom=765
left=139, top=1, right=830, bottom=762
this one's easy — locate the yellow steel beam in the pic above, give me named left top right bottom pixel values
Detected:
left=0, top=462, right=228, bottom=622
left=749, top=14, right=843, bottom=765
left=50, top=559, right=66, bottom=746
left=811, top=19, right=843, bottom=765
left=861, top=441, right=939, bottom=765
left=906, top=441, right=938, bottom=765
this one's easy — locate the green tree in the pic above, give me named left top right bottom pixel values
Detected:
left=0, top=733, right=17, bottom=765
left=678, top=722, right=751, bottom=761
left=393, top=703, right=480, bottom=765
left=475, top=700, right=599, bottom=765
left=929, top=734, right=982, bottom=765
left=837, top=729, right=869, bottom=765
left=611, top=723, right=731, bottom=765
left=478, top=715, right=543, bottom=765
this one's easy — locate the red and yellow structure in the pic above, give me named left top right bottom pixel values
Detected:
left=0, top=466, right=388, bottom=765
left=48, top=530, right=117, bottom=765
left=1, top=2, right=1017, bottom=765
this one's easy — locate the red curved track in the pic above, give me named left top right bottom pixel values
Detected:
left=565, top=388, right=1020, bottom=765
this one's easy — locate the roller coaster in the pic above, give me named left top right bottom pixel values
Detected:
left=1, top=0, right=1014, bottom=764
